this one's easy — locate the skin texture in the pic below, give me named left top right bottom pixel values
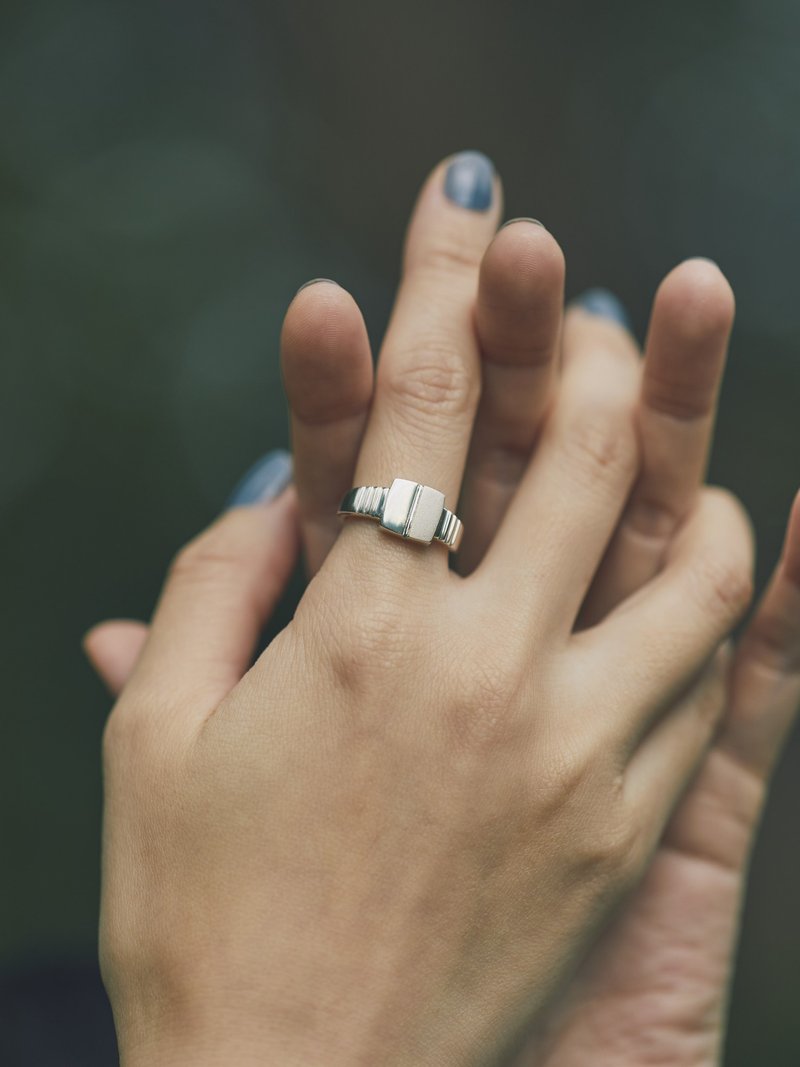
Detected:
left=100, top=462, right=750, bottom=1067
left=85, top=155, right=799, bottom=1065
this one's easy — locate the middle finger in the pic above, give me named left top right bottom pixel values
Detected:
left=339, top=151, right=502, bottom=566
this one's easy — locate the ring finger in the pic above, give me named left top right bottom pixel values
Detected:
left=580, top=259, right=735, bottom=624
left=458, top=219, right=565, bottom=574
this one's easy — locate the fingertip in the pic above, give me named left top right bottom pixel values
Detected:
left=84, top=619, right=130, bottom=658
left=417, top=152, right=503, bottom=219
left=82, top=619, right=149, bottom=695
left=213, top=481, right=300, bottom=545
left=281, top=281, right=373, bottom=424
left=476, top=221, right=565, bottom=367
left=441, top=150, right=499, bottom=213
left=642, top=260, right=735, bottom=420
left=401, top=152, right=504, bottom=274
left=225, top=450, right=293, bottom=510
left=652, top=258, right=736, bottom=343
left=283, top=279, right=363, bottom=351
left=480, top=220, right=565, bottom=306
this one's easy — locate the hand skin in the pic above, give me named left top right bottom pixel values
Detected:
left=512, top=497, right=800, bottom=1067
left=86, top=154, right=776, bottom=1062
left=278, top=260, right=800, bottom=1065
left=271, top=171, right=800, bottom=1067
left=90, top=154, right=755, bottom=1062
left=100, top=492, right=750, bottom=1067
left=89, top=486, right=800, bottom=1067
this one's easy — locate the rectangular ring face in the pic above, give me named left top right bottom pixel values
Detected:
left=381, top=478, right=445, bottom=543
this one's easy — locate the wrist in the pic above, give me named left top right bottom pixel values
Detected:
left=115, top=1002, right=416, bottom=1067
left=121, top=1031, right=412, bottom=1067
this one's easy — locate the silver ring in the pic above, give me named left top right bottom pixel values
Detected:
left=338, top=478, right=463, bottom=552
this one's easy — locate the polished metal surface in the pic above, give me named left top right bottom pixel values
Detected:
left=338, top=477, right=463, bottom=551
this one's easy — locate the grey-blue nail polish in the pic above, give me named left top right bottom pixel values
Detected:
left=297, top=277, right=339, bottom=294
left=573, top=288, right=631, bottom=330
left=226, top=450, right=293, bottom=509
left=444, top=151, right=495, bottom=212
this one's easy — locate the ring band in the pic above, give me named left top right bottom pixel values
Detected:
left=338, top=478, right=463, bottom=551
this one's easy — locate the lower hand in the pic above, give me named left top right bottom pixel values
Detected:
left=87, top=154, right=790, bottom=1065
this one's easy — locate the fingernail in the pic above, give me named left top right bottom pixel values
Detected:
left=572, top=288, right=631, bottom=330
left=226, top=450, right=293, bottom=509
left=444, top=151, right=495, bottom=212
left=296, top=277, right=339, bottom=294
left=500, top=217, right=545, bottom=230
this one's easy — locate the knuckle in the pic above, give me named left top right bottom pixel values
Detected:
left=311, top=593, right=421, bottom=694
left=101, top=686, right=172, bottom=770
left=442, top=658, right=523, bottom=752
left=623, top=494, right=683, bottom=544
left=585, top=822, right=637, bottom=879
left=561, top=403, right=637, bottom=487
left=409, top=233, right=484, bottom=279
left=577, top=803, right=641, bottom=889
left=100, top=910, right=184, bottom=1014
left=168, top=527, right=245, bottom=589
left=692, top=549, right=754, bottom=623
left=532, top=729, right=594, bottom=818
left=538, top=745, right=641, bottom=888
left=382, top=344, right=479, bottom=421
left=643, top=369, right=710, bottom=421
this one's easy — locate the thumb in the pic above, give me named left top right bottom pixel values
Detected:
left=83, top=620, right=149, bottom=696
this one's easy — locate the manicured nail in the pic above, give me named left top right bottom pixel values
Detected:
left=572, top=288, right=631, bottom=330
left=444, top=151, right=495, bottom=212
left=226, top=450, right=293, bottom=509
left=500, top=217, right=545, bottom=230
left=297, top=277, right=339, bottom=294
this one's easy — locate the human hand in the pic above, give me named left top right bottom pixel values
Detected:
left=260, top=194, right=800, bottom=1067
left=93, top=154, right=753, bottom=1066
left=273, top=234, right=800, bottom=1065
left=271, top=213, right=800, bottom=1065
left=517, top=503, right=800, bottom=1067
left=508, top=304, right=800, bottom=1066
left=265, top=173, right=800, bottom=1067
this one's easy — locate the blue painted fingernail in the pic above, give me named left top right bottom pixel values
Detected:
left=226, top=449, right=293, bottom=509
left=573, top=288, right=631, bottom=330
left=444, top=151, right=495, bottom=212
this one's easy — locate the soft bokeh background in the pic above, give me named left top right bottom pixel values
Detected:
left=1, top=0, right=799, bottom=1063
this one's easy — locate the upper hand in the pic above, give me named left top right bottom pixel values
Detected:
left=96, top=154, right=756, bottom=1066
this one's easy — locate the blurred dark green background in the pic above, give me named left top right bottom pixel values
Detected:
left=1, top=0, right=799, bottom=1063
